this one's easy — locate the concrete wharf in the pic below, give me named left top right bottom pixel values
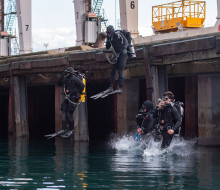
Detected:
left=1, top=32, right=220, bottom=145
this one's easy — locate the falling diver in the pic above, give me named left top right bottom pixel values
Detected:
left=90, top=25, right=136, bottom=100
left=45, top=67, right=86, bottom=139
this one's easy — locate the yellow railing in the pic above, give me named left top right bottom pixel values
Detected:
left=152, top=0, right=206, bottom=32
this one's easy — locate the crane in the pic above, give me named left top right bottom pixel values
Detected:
left=74, top=0, right=139, bottom=45
left=0, top=0, right=32, bottom=56
left=74, top=0, right=108, bottom=46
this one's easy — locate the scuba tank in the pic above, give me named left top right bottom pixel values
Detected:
left=127, top=40, right=136, bottom=59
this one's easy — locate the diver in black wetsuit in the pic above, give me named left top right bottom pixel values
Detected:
left=106, top=25, right=129, bottom=93
left=155, top=91, right=181, bottom=149
left=57, top=67, right=85, bottom=138
left=134, top=100, right=155, bottom=141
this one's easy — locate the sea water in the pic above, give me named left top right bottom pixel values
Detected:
left=0, top=136, right=219, bottom=190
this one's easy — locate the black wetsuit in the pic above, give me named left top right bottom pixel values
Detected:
left=106, top=31, right=128, bottom=89
left=136, top=111, right=155, bottom=134
left=155, top=104, right=181, bottom=149
left=58, top=73, right=84, bottom=130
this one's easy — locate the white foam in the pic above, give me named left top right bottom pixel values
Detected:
left=110, top=134, right=197, bottom=158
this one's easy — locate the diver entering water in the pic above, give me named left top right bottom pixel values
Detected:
left=58, top=67, right=85, bottom=137
left=106, top=25, right=129, bottom=93
left=134, top=100, right=155, bottom=141
left=45, top=67, right=85, bottom=139
left=155, top=91, right=182, bottom=149
left=90, top=25, right=136, bottom=100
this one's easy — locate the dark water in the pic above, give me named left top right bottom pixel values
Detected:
left=0, top=136, right=220, bottom=190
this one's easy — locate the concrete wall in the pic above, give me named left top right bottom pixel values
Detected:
left=198, top=74, right=220, bottom=145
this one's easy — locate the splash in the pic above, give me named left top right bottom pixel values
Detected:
left=109, top=134, right=197, bottom=157
left=110, top=135, right=139, bottom=151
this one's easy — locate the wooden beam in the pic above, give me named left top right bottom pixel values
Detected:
left=68, top=51, right=96, bottom=61
left=152, top=36, right=216, bottom=56
left=153, top=48, right=220, bottom=66
left=167, top=60, right=220, bottom=75
left=0, top=63, right=10, bottom=72
left=32, top=57, right=68, bottom=68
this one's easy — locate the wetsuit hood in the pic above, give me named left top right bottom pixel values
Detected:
left=65, top=67, right=74, bottom=74
left=142, top=100, right=153, bottom=112
left=106, top=25, right=114, bottom=34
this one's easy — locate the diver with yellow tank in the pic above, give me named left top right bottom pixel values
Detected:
left=45, top=67, right=85, bottom=139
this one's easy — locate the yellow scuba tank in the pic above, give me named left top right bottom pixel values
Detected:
left=79, top=77, right=86, bottom=103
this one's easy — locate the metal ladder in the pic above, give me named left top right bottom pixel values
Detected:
left=92, top=0, right=103, bottom=15
left=5, top=0, right=17, bottom=34
left=92, top=0, right=110, bottom=32
left=99, top=9, right=108, bottom=32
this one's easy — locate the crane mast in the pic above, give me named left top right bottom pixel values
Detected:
left=0, top=0, right=4, bottom=32
left=0, top=0, right=32, bottom=56
left=119, top=0, right=139, bottom=38
left=73, top=0, right=139, bottom=46
left=74, top=0, right=107, bottom=46
left=16, top=0, right=32, bottom=54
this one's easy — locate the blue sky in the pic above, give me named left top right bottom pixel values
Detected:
left=32, top=0, right=217, bottom=52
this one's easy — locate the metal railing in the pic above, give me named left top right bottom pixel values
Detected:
left=152, top=0, right=206, bottom=31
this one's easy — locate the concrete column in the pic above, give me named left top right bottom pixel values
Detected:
left=198, top=74, right=220, bottom=145
left=8, top=76, right=28, bottom=137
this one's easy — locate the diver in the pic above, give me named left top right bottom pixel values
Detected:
left=105, top=25, right=129, bottom=94
left=45, top=67, right=85, bottom=139
left=154, top=91, right=182, bottom=149
left=134, top=100, right=155, bottom=141
left=58, top=67, right=85, bottom=137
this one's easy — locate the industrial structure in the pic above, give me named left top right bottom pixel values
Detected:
left=152, top=0, right=206, bottom=33
left=74, top=0, right=108, bottom=46
left=0, top=0, right=31, bottom=56
left=0, top=0, right=220, bottom=146
left=74, top=0, right=139, bottom=45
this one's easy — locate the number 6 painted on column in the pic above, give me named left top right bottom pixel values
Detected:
left=131, top=1, right=135, bottom=9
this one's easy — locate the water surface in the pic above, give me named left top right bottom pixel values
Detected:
left=0, top=136, right=219, bottom=189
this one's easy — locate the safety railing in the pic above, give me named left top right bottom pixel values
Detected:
left=152, top=0, right=206, bottom=32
